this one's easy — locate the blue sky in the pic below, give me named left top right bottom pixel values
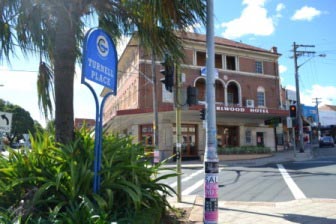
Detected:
left=212, top=0, right=336, bottom=106
left=0, top=0, right=335, bottom=127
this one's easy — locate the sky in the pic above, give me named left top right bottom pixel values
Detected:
left=0, top=0, right=336, bottom=127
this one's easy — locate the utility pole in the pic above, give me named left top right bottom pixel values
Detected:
left=293, top=42, right=315, bottom=153
left=204, top=0, right=219, bottom=223
left=313, top=97, right=322, bottom=140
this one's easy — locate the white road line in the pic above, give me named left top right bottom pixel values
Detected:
left=277, top=164, right=306, bottom=200
left=182, top=179, right=204, bottom=195
left=169, top=169, right=204, bottom=188
left=179, top=168, right=224, bottom=195
left=293, top=161, right=334, bottom=164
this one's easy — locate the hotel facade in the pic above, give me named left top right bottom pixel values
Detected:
left=101, top=32, right=288, bottom=160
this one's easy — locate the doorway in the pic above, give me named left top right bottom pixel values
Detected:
left=256, top=132, right=264, bottom=146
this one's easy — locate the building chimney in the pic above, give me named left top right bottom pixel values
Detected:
left=271, top=46, right=278, bottom=53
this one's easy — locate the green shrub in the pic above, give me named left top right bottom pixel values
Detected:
left=217, top=146, right=271, bottom=155
left=0, top=129, right=176, bottom=223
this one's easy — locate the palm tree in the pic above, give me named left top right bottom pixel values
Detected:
left=0, top=0, right=206, bottom=144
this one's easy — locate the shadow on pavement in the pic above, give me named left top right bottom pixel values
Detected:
left=284, top=213, right=336, bottom=224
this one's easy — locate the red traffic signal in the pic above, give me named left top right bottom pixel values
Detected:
left=289, top=105, right=296, bottom=118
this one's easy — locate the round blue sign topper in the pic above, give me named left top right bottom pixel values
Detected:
left=82, top=28, right=118, bottom=94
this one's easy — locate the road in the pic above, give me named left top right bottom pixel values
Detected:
left=161, top=147, right=336, bottom=202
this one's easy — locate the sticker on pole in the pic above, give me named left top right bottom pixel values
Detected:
left=82, top=28, right=118, bottom=94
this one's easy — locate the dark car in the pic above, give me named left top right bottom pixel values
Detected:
left=319, top=136, right=335, bottom=148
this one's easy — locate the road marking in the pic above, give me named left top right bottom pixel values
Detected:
left=182, top=179, right=204, bottom=195
left=293, top=161, right=334, bottom=164
left=170, top=169, right=204, bottom=188
left=178, top=168, right=224, bottom=195
left=277, top=164, right=306, bottom=200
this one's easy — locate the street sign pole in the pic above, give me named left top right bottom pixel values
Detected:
left=81, top=28, right=118, bottom=193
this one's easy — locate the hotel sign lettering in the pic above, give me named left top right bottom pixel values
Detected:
left=216, top=106, right=269, bottom=114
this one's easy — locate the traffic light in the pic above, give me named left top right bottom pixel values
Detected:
left=200, top=108, right=206, bottom=120
left=289, top=105, right=296, bottom=118
left=160, top=55, right=174, bottom=92
left=187, top=86, right=198, bottom=106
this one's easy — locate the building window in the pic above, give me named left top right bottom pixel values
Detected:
left=173, top=124, right=198, bottom=156
left=195, top=78, right=206, bottom=101
left=256, top=61, right=263, bottom=74
left=215, top=54, right=223, bottom=69
left=257, top=87, right=265, bottom=107
left=245, top=130, right=252, bottom=144
left=196, top=51, right=206, bottom=66
left=140, top=125, right=153, bottom=146
left=226, top=55, right=236, bottom=70
left=227, top=82, right=239, bottom=106
left=197, top=51, right=223, bottom=69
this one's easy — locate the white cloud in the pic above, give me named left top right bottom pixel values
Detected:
left=275, top=3, right=285, bottom=19
left=283, top=84, right=336, bottom=106
left=279, top=64, right=287, bottom=74
left=221, top=0, right=275, bottom=39
left=276, top=3, right=285, bottom=12
left=302, top=85, right=336, bottom=106
left=0, top=67, right=46, bottom=126
left=185, top=23, right=203, bottom=33
left=291, top=6, right=321, bottom=21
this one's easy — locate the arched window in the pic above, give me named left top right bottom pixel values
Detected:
left=195, top=78, right=206, bottom=101
left=227, top=82, right=239, bottom=106
left=257, top=86, right=265, bottom=107
left=215, top=80, right=224, bottom=103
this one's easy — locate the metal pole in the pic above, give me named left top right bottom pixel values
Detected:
left=204, top=0, right=219, bottom=223
left=313, top=97, right=321, bottom=140
left=175, top=64, right=182, bottom=202
left=152, top=51, right=160, bottom=163
left=292, top=127, right=296, bottom=153
left=293, top=42, right=305, bottom=152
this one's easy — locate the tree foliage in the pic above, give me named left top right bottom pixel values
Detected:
left=0, top=99, right=36, bottom=143
left=0, top=0, right=206, bottom=144
left=0, top=129, right=176, bottom=223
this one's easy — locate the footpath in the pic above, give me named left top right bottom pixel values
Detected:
left=168, top=146, right=336, bottom=223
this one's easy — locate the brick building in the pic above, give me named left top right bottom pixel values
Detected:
left=74, top=118, right=96, bottom=130
left=101, top=32, right=288, bottom=160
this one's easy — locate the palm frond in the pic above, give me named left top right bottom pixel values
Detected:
left=37, top=61, right=54, bottom=119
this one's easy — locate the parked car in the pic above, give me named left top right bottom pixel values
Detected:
left=319, top=136, right=335, bottom=148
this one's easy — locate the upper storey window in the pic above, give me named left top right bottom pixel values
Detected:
left=196, top=51, right=206, bottom=66
left=196, top=51, right=223, bottom=69
left=256, top=61, right=263, bottom=74
left=226, top=55, right=236, bottom=70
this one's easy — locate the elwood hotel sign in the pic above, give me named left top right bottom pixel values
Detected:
left=216, top=105, right=288, bottom=116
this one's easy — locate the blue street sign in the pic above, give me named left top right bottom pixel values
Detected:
left=82, top=28, right=118, bottom=94
left=81, top=28, right=118, bottom=193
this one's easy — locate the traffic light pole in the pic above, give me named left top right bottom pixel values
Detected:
left=152, top=51, right=160, bottom=163
left=175, top=64, right=182, bottom=203
left=204, top=0, right=219, bottom=223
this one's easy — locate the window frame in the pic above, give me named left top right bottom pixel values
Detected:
left=226, top=55, right=237, bottom=71
left=245, top=130, right=252, bottom=144
left=255, top=61, right=263, bottom=74
left=257, top=87, right=266, bottom=107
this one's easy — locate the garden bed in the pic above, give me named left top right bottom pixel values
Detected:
left=200, top=146, right=272, bottom=161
